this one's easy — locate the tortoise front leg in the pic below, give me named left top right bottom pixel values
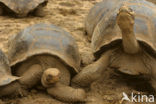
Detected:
left=19, top=64, right=43, bottom=88
left=0, top=81, right=27, bottom=97
left=0, top=64, right=41, bottom=97
left=72, top=50, right=113, bottom=87
left=47, top=82, right=86, bottom=102
left=41, top=68, right=86, bottom=102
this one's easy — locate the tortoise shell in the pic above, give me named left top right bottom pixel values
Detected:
left=0, top=0, right=48, bottom=15
left=8, top=23, right=81, bottom=74
left=0, top=49, right=19, bottom=86
left=86, top=0, right=156, bottom=57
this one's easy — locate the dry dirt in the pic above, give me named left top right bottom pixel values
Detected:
left=0, top=0, right=156, bottom=104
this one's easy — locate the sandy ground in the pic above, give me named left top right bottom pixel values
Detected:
left=0, top=0, right=156, bottom=104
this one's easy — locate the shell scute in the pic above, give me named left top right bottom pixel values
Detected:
left=8, top=23, right=81, bottom=74
left=87, top=0, right=156, bottom=56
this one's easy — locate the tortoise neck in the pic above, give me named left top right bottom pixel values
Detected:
left=122, top=29, right=140, bottom=54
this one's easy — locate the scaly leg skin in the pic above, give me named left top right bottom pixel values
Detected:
left=19, top=64, right=43, bottom=88
left=0, top=81, right=28, bottom=97
left=47, top=82, right=86, bottom=102
left=72, top=50, right=113, bottom=87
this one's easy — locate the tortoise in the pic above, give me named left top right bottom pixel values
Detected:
left=5, top=23, right=86, bottom=102
left=0, top=0, right=48, bottom=17
left=72, top=0, right=156, bottom=91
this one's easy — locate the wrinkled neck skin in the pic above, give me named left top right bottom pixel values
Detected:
left=122, top=29, right=140, bottom=54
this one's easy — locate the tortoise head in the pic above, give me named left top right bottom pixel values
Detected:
left=117, top=5, right=135, bottom=33
left=117, top=5, right=140, bottom=54
left=41, top=68, right=61, bottom=88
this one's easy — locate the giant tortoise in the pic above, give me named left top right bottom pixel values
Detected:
left=5, top=23, right=86, bottom=102
left=72, top=0, right=156, bottom=91
left=0, top=0, right=48, bottom=17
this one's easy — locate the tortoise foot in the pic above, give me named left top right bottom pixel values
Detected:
left=47, top=82, right=86, bottom=102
